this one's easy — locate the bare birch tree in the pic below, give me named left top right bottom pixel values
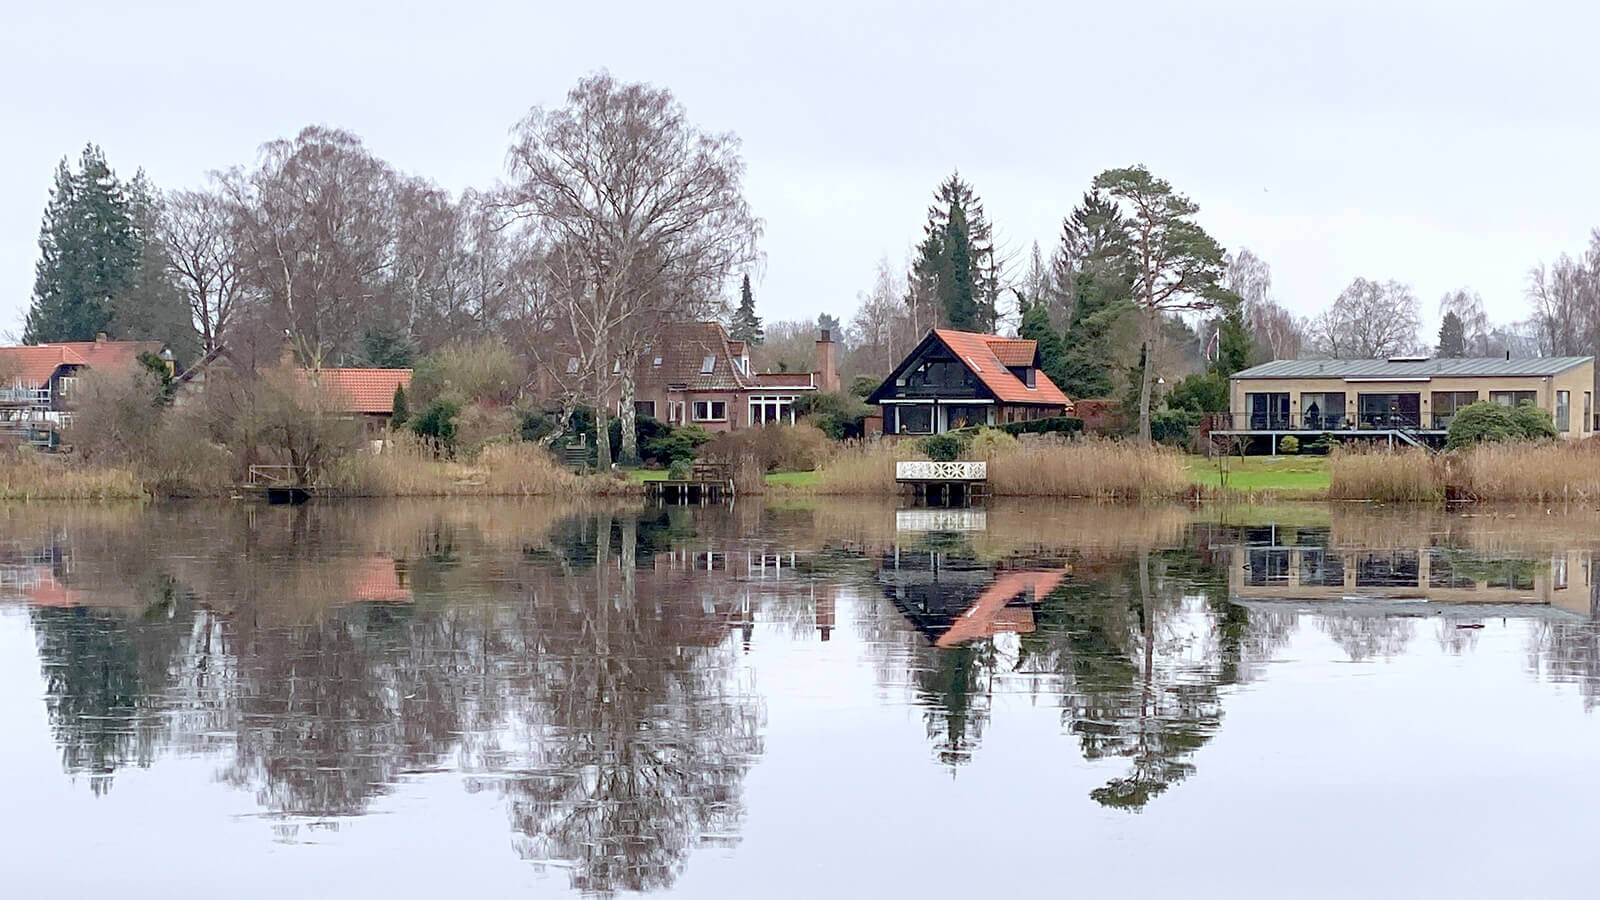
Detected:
left=504, top=73, right=761, bottom=468
left=1306, top=278, right=1420, bottom=359
left=162, top=185, right=241, bottom=356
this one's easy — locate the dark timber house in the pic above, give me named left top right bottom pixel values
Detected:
left=868, top=329, right=1073, bottom=436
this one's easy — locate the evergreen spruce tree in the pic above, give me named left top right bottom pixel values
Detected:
left=23, top=146, right=196, bottom=360
left=24, top=146, right=138, bottom=343
left=910, top=171, right=1000, bottom=332
left=1436, top=311, right=1467, bottom=358
left=1056, top=270, right=1128, bottom=399
left=391, top=384, right=410, bottom=429
left=818, top=312, right=842, bottom=336
left=1017, top=296, right=1068, bottom=388
left=1209, top=292, right=1253, bottom=378
left=729, top=273, right=764, bottom=345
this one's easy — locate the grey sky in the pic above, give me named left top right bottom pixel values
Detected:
left=4, top=0, right=1597, bottom=342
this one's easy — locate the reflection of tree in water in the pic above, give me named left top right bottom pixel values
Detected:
left=1529, top=622, right=1600, bottom=710
left=1318, top=615, right=1415, bottom=661
left=29, top=574, right=196, bottom=795
left=498, top=513, right=764, bottom=895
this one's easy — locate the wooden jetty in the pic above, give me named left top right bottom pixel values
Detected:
left=237, top=464, right=316, bottom=504
left=895, top=460, right=987, bottom=506
left=645, top=462, right=736, bottom=504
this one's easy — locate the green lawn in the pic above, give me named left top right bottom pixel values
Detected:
left=625, top=468, right=818, bottom=488
left=1185, top=454, right=1331, bottom=493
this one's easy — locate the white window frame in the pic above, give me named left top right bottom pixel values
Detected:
left=747, top=394, right=797, bottom=426
left=700, top=355, right=717, bottom=375
left=668, top=400, right=686, bottom=424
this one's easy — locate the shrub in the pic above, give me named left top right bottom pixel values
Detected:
left=1001, top=416, right=1085, bottom=437
left=1149, top=408, right=1198, bottom=447
left=410, top=338, right=521, bottom=407
left=794, top=391, right=874, bottom=440
left=1278, top=435, right=1300, bottom=454
left=1446, top=400, right=1557, bottom=449
left=849, top=375, right=880, bottom=398
left=643, top=423, right=712, bottom=465
left=667, top=459, right=693, bottom=481
left=967, top=427, right=1020, bottom=458
left=701, top=423, right=834, bottom=478
left=410, top=397, right=462, bottom=454
left=456, top=403, right=520, bottom=455
left=919, top=433, right=967, bottom=461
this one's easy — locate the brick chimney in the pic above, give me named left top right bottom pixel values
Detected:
left=95, top=332, right=107, bottom=343
left=814, top=329, right=840, bottom=393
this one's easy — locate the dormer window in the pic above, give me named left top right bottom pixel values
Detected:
left=700, top=355, right=716, bottom=375
left=566, top=357, right=580, bottom=375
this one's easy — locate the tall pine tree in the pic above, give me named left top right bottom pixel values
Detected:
left=911, top=172, right=999, bottom=333
left=23, top=146, right=195, bottom=360
left=729, top=273, right=764, bottom=345
left=24, top=146, right=138, bottom=343
left=1056, top=270, right=1127, bottom=399
left=1208, top=292, right=1252, bottom=378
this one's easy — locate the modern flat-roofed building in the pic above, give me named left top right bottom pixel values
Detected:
left=1220, top=355, right=1596, bottom=450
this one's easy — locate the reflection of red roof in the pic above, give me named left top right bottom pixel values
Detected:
left=300, top=369, right=412, bottom=415
left=26, top=568, right=83, bottom=608
left=935, top=568, right=1069, bottom=648
left=931, top=330, right=1072, bottom=406
left=0, top=345, right=86, bottom=388
left=348, top=557, right=411, bottom=603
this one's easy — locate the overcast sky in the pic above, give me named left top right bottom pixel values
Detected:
left=4, top=0, right=1599, bottom=341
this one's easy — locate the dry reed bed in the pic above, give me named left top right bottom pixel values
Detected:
left=1327, top=441, right=1600, bottom=503
left=0, top=453, right=147, bottom=500
left=331, top=439, right=639, bottom=497
left=804, top=437, right=1189, bottom=500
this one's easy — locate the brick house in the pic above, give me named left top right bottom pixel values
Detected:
left=597, top=322, right=841, bottom=432
left=867, top=329, right=1073, bottom=435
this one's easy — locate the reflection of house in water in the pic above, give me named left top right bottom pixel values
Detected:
left=1228, top=525, right=1596, bottom=618
left=877, top=542, right=1067, bottom=646
left=645, top=544, right=840, bottom=646
left=345, top=556, right=412, bottom=604
left=0, top=542, right=80, bottom=608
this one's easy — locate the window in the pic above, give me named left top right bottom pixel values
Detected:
left=1300, top=392, right=1346, bottom=429
left=1586, top=392, right=1593, bottom=432
left=700, top=355, right=716, bottom=375
left=1490, top=390, right=1536, bottom=408
left=1430, top=391, right=1477, bottom=429
left=748, top=395, right=795, bottom=426
left=634, top=401, right=656, bottom=420
left=668, top=401, right=686, bottom=424
left=897, top=405, right=934, bottom=434
left=653, top=356, right=663, bottom=367
left=56, top=376, right=80, bottom=398
left=1557, top=390, right=1572, bottom=432
left=565, top=357, right=580, bottom=375
left=693, top=400, right=727, bottom=421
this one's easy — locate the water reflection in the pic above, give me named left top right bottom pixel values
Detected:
left=5, top=500, right=1600, bottom=892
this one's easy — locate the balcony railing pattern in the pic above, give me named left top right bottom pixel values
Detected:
left=1216, top=413, right=1440, bottom=432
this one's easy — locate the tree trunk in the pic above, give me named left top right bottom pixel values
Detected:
left=593, top=379, right=612, bottom=470
left=1137, top=309, right=1156, bottom=444
left=618, top=351, right=640, bottom=466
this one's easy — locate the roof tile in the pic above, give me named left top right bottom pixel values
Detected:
left=932, top=329, right=1072, bottom=406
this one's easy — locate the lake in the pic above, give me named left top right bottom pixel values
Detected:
left=3, top=498, right=1599, bottom=898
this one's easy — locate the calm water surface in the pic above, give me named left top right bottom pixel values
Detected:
left=3, top=499, right=1600, bottom=898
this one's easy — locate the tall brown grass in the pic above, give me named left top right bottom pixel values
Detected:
left=0, top=449, right=147, bottom=500
left=1328, top=447, right=1443, bottom=502
left=329, top=435, right=638, bottom=497
left=804, top=436, right=1188, bottom=500
left=1455, top=440, right=1600, bottom=502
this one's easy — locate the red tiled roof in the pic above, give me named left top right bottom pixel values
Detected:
left=0, top=345, right=85, bottom=388
left=753, top=372, right=816, bottom=388
left=49, top=339, right=163, bottom=371
left=300, top=368, right=412, bottom=414
left=638, top=321, right=756, bottom=391
left=935, top=568, right=1069, bottom=648
left=985, top=338, right=1037, bottom=367
left=932, top=329, right=1072, bottom=406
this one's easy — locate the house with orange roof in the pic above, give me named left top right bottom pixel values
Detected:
left=569, top=321, right=839, bottom=432
left=0, top=334, right=171, bottom=442
left=866, top=329, right=1073, bottom=435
